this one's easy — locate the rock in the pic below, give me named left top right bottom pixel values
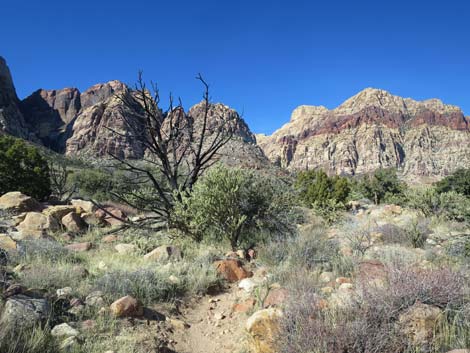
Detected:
left=102, top=234, right=119, bottom=243
left=0, top=192, right=42, bottom=213
left=168, top=318, right=190, bottom=330
left=246, top=308, right=283, bottom=353
left=257, top=88, right=470, bottom=177
left=0, top=294, right=50, bottom=328
left=239, top=278, right=257, bottom=292
left=59, top=232, right=74, bottom=241
left=85, top=291, right=105, bottom=307
left=263, top=288, right=289, bottom=308
left=144, top=245, right=182, bottom=262
left=95, top=206, right=127, bottom=226
left=56, top=287, right=73, bottom=298
left=214, top=259, right=253, bottom=282
left=319, top=271, right=334, bottom=283
left=398, top=303, right=442, bottom=348
left=65, top=242, right=92, bottom=252
left=61, top=212, right=87, bottom=233
left=0, top=234, right=17, bottom=250
left=232, top=298, right=256, bottom=313
left=168, top=275, right=180, bottom=284
left=42, top=205, right=76, bottom=222
left=71, top=199, right=96, bottom=213
left=214, top=312, right=225, bottom=320
left=16, top=212, right=60, bottom=238
left=80, top=319, right=96, bottom=331
left=2, top=283, right=25, bottom=298
left=445, top=350, right=470, bottom=353
left=60, top=336, right=79, bottom=351
left=51, top=323, right=79, bottom=337
left=80, top=212, right=105, bottom=226
left=115, top=243, right=137, bottom=254
left=110, top=295, right=143, bottom=318
left=335, top=277, right=352, bottom=285
left=358, top=260, right=387, bottom=285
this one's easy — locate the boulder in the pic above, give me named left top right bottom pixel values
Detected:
left=232, top=298, right=256, bottom=313
left=115, top=243, right=137, bottom=254
left=0, top=192, right=43, bottom=213
left=445, top=350, right=470, bottom=353
left=246, top=308, right=283, bottom=353
left=144, top=245, right=182, bottom=262
left=110, top=295, right=143, bottom=318
left=95, top=207, right=127, bottom=226
left=61, top=212, right=87, bottom=233
left=239, top=278, right=257, bottom=292
left=85, top=291, right=105, bottom=307
left=0, top=234, right=17, bottom=250
left=264, top=288, right=289, bottom=308
left=398, top=302, right=442, bottom=348
left=65, top=242, right=92, bottom=252
left=81, top=212, right=105, bottom=226
left=214, top=259, right=253, bottom=282
left=16, top=212, right=60, bottom=238
left=0, top=294, right=50, bottom=328
left=42, top=205, right=76, bottom=222
left=71, top=199, right=96, bottom=213
left=51, top=323, right=79, bottom=337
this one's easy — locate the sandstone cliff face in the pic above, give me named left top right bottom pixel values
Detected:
left=188, top=102, right=268, bottom=168
left=258, top=88, right=470, bottom=176
left=0, top=57, right=30, bottom=139
left=20, top=88, right=81, bottom=150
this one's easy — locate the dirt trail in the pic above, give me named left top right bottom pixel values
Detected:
left=172, top=283, right=250, bottom=353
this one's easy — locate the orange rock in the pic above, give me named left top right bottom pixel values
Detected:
left=65, top=242, right=92, bottom=252
left=232, top=298, right=256, bottom=313
left=110, top=295, right=143, bottom=318
left=263, top=288, right=289, bottom=308
left=213, top=259, right=253, bottom=282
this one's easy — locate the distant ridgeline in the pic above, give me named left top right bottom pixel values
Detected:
left=1, top=56, right=469, bottom=177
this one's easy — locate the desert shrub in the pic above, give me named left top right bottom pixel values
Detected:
left=70, top=168, right=113, bottom=201
left=295, top=169, right=351, bottom=206
left=406, top=187, right=470, bottom=222
left=404, top=218, right=430, bottom=248
left=0, top=324, right=59, bottom=353
left=445, top=235, right=470, bottom=263
left=311, top=198, right=345, bottom=225
left=356, top=168, right=406, bottom=205
left=278, top=265, right=468, bottom=353
left=173, top=165, right=298, bottom=250
left=435, top=168, right=470, bottom=197
left=377, top=223, right=409, bottom=245
left=0, top=135, right=51, bottom=200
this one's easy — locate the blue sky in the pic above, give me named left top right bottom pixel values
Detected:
left=2, top=0, right=469, bottom=134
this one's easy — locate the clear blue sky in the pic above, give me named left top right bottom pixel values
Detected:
left=2, top=0, right=469, bottom=134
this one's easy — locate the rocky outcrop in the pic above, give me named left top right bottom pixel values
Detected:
left=258, top=88, right=470, bottom=177
left=0, top=57, right=30, bottom=139
left=20, top=88, right=81, bottom=151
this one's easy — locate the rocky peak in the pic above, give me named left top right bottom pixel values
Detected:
left=80, top=80, right=127, bottom=109
left=258, top=88, right=470, bottom=176
left=0, top=57, right=30, bottom=139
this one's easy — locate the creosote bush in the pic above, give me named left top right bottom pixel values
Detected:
left=356, top=168, right=406, bottom=205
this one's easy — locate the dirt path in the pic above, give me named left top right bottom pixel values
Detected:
left=172, top=283, right=250, bottom=353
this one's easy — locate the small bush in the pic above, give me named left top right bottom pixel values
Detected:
left=406, top=187, right=470, bottom=223
left=0, top=135, right=51, bottom=200
left=70, top=168, right=113, bottom=201
left=11, top=239, right=79, bottom=264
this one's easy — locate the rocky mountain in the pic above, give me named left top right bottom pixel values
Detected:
left=258, top=88, right=470, bottom=176
left=0, top=56, right=267, bottom=166
left=0, top=57, right=31, bottom=139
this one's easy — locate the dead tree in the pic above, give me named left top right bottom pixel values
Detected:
left=49, top=161, right=76, bottom=202
left=106, top=73, right=234, bottom=227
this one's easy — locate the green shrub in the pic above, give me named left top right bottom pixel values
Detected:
left=406, top=187, right=470, bottom=222
left=295, top=169, right=351, bottom=207
left=70, top=168, right=113, bottom=201
left=435, top=168, right=470, bottom=197
left=173, top=165, right=298, bottom=250
left=357, top=168, right=406, bottom=204
left=0, top=135, right=51, bottom=200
